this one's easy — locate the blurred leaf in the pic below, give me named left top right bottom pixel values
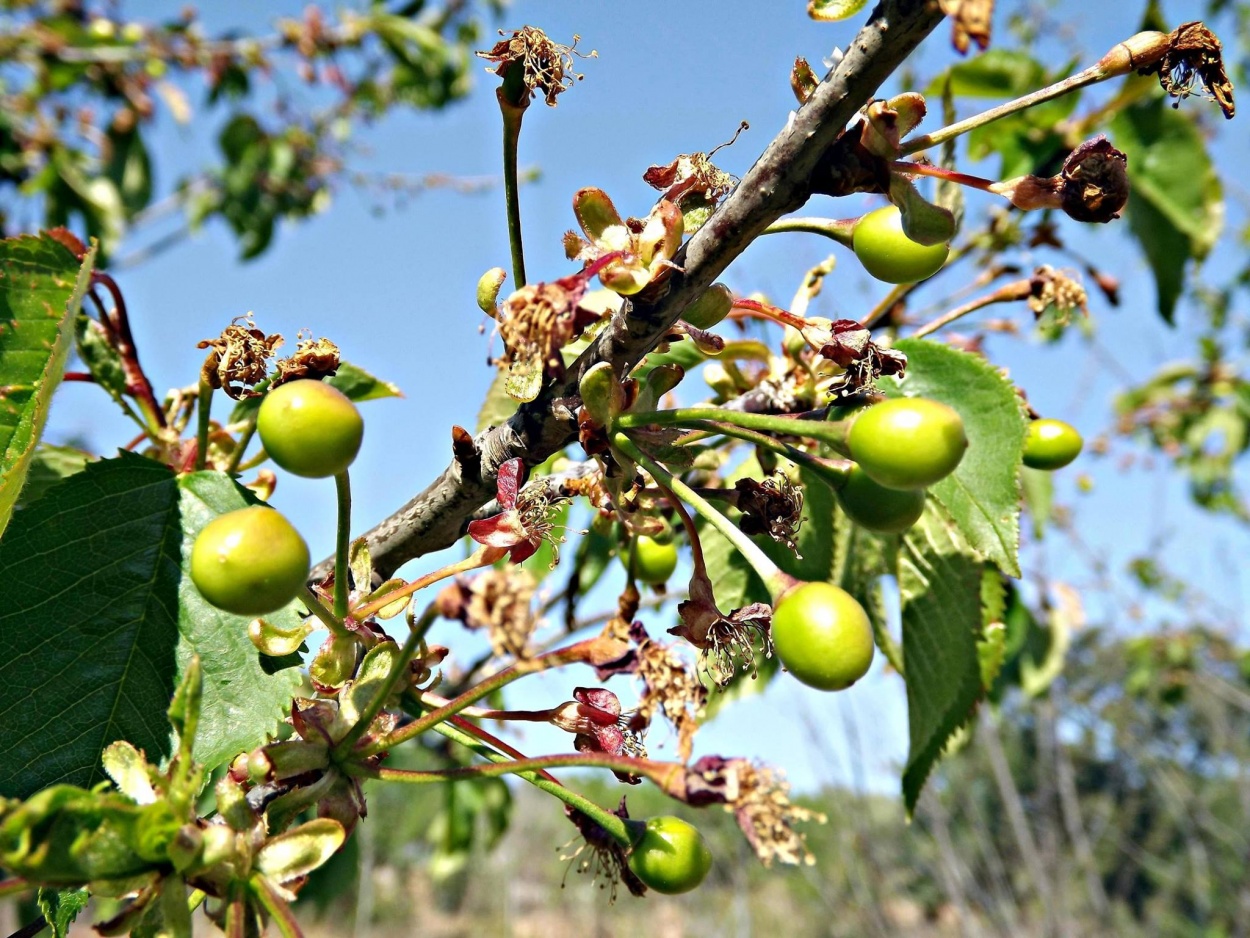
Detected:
left=16, top=443, right=93, bottom=509
left=1111, top=96, right=1222, bottom=323
left=807, top=0, right=870, bottom=21
left=0, top=235, right=94, bottom=539
left=476, top=369, right=516, bottom=433
left=885, top=339, right=1026, bottom=576
left=0, top=455, right=301, bottom=799
left=898, top=502, right=984, bottom=814
left=1020, top=465, right=1054, bottom=539
left=928, top=49, right=1048, bottom=97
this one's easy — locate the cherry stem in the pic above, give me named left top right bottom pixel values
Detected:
left=91, top=271, right=166, bottom=432
left=366, top=637, right=599, bottom=755
left=888, top=160, right=997, bottom=193
left=350, top=544, right=504, bottom=622
left=441, top=711, right=563, bottom=785
left=680, top=418, right=853, bottom=491
left=911, top=279, right=1035, bottom=339
left=895, top=30, right=1155, bottom=156
left=499, top=92, right=527, bottom=288
left=618, top=407, right=851, bottom=458
left=300, top=585, right=352, bottom=640
left=762, top=216, right=856, bottom=246
left=333, top=471, right=352, bottom=620
left=729, top=297, right=809, bottom=330
left=332, top=604, right=436, bottom=759
left=612, top=431, right=789, bottom=599
left=194, top=380, right=212, bottom=472
left=420, top=718, right=636, bottom=848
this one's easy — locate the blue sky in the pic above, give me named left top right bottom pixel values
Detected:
left=43, top=0, right=1249, bottom=794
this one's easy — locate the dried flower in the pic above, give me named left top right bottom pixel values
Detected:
left=805, top=318, right=907, bottom=399
left=468, top=458, right=571, bottom=564
left=197, top=315, right=282, bottom=399
left=1144, top=21, right=1235, bottom=119
left=990, top=136, right=1129, bottom=224
left=683, top=757, right=825, bottom=867
left=671, top=574, right=772, bottom=686
left=496, top=274, right=601, bottom=403
left=438, top=567, right=538, bottom=659
left=561, top=800, right=647, bottom=900
left=630, top=622, right=706, bottom=763
left=1027, top=266, right=1089, bottom=322
left=551, top=688, right=646, bottom=784
left=272, top=334, right=341, bottom=385
left=564, top=188, right=685, bottom=296
left=477, top=27, right=595, bottom=108
left=736, top=473, right=805, bottom=555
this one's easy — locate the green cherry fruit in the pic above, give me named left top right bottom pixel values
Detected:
left=257, top=379, right=364, bottom=479
left=627, top=816, right=713, bottom=895
left=836, top=464, right=927, bottom=534
left=852, top=205, right=950, bottom=284
left=848, top=397, right=968, bottom=490
left=772, top=582, right=874, bottom=691
left=1022, top=418, right=1083, bottom=470
left=190, top=506, right=310, bottom=616
left=623, top=535, right=679, bottom=585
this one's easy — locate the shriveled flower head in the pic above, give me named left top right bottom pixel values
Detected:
left=468, top=458, right=571, bottom=564
left=477, top=26, right=595, bottom=108
left=671, top=574, right=773, bottom=687
left=273, top=334, right=341, bottom=385
left=990, top=136, right=1129, bottom=224
left=496, top=275, right=600, bottom=403
left=437, top=566, right=537, bottom=659
left=1147, top=21, right=1235, bottom=120
left=630, top=622, right=707, bottom=762
left=805, top=318, right=907, bottom=399
left=561, top=800, right=647, bottom=900
left=685, top=756, right=825, bottom=867
left=642, top=128, right=743, bottom=231
left=551, top=687, right=646, bottom=783
left=197, top=314, right=282, bottom=399
left=736, top=473, right=805, bottom=556
left=1027, top=265, right=1089, bottom=324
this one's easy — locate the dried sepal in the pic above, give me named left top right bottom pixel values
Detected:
left=643, top=136, right=740, bottom=233
left=568, top=189, right=685, bottom=295
left=562, top=800, right=647, bottom=900
left=735, top=473, right=805, bottom=555
left=272, top=334, right=340, bottom=385
left=671, top=573, right=772, bottom=686
left=989, top=136, right=1129, bottom=224
left=790, top=57, right=819, bottom=104
left=1141, top=21, right=1235, bottom=119
left=860, top=93, right=928, bottom=159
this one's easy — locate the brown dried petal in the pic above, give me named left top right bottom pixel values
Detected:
left=1059, top=136, right=1129, bottom=224
left=1146, top=21, right=1235, bottom=119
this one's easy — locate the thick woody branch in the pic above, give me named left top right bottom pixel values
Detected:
left=344, top=0, right=946, bottom=580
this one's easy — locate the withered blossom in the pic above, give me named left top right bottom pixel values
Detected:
left=642, top=133, right=741, bottom=230
left=550, top=687, right=646, bottom=784
left=736, top=474, right=805, bottom=555
left=477, top=26, right=595, bottom=108
left=468, top=458, right=570, bottom=564
left=564, top=189, right=685, bottom=296
left=991, top=136, right=1129, bottom=224
left=1027, top=266, right=1089, bottom=322
left=630, top=621, right=707, bottom=763
left=562, top=800, right=647, bottom=900
left=436, top=566, right=538, bottom=659
left=197, top=315, right=282, bottom=399
left=1142, top=21, right=1235, bottom=119
left=671, top=574, right=772, bottom=686
left=272, top=335, right=341, bottom=385
left=496, top=273, right=601, bottom=403
left=940, top=0, right=993, bottom=55
left=809, top=318, right=908, bottom=398
left=682, top=757, right=825, bottom=867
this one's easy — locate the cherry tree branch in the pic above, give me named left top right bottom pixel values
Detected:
left=341, top=0, right=946, bottom=580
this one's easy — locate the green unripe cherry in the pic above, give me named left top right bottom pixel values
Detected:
left=257, top=379, right=364, bottom=479
left=627, top=816, right=713, bottom=894
left=852, top=205, right=950, bottom=284
left=190, top=507, right=310, bottom=616
left=848, top=397, right=967, bottom=490
left=623, top=534, right=679, bottom=585
left=1022, top=418, right=1083, bottom=470
left=771, top=582, right=874, bottom=691
left=836, top=464, right=927, bottom=533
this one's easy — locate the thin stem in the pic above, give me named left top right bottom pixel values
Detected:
left=763, top=216, right=856, bottom=246
left=911, top=279, right=1034, bottom=339
left=500, top=95, right=528, bottom=288
left=195, top=380, right=213, bottom=472
left=618, top=407, right=850, bottom=457
left=612, top=431, right=788, bottom=598
left=681, top=417, right=853, bottom=489
left=367, top=639, right=597, bottom=755
left=0, top=876, right=30, bottom=899
left=300, top=585, right=352, bottom=640
left=225, top=419, right=258, bottom=475
left=888, top=160, right=998, bottom=193
left=332, top=606, right=436, bottom=758
left=334, top=471, right=352, bottom=620
left=423, top=719, right=636, bottom=848
left=349, top=545, right=504, bottom=622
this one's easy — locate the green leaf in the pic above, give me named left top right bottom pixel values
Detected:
left=885, top=339, right=1026, bottom=577
left=0, top=454, right=301, bottom=799
left=1020, top=465, right=1054, bottom=539
left=1111, top=96, right=1222, bottom=323
left=38, top=887, right=89, bottom=938
left=836, top=520, right=901, bottom=674
left=898, top=503, right=985, bottom=815
left=476, top=369, right=516, bottom=433
left=0, top=234, right=95, bottom=539
left=327, top=361, right=402, bottom=403
left=929, top=49, right=1048, bottom=98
